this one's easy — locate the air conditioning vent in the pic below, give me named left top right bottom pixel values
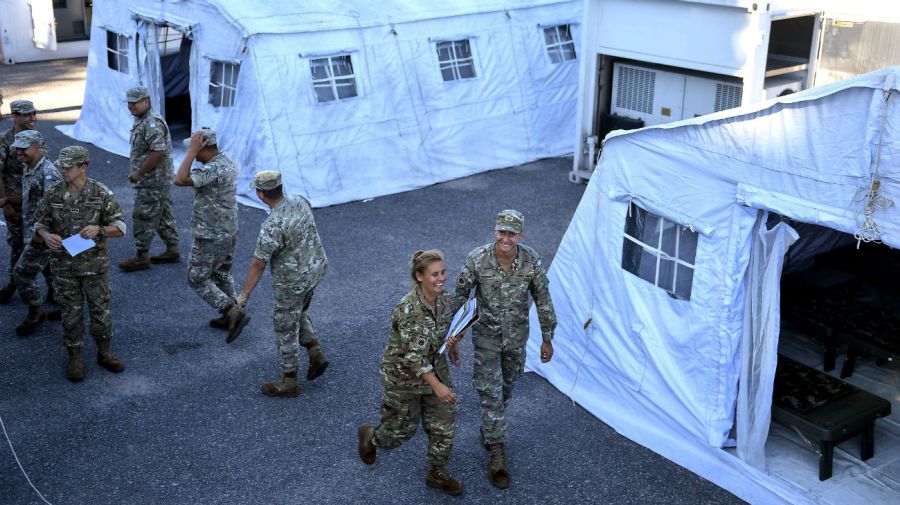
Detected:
left=714, top=83, right=742, bottom=112
left=616, top=66, right=655, bottom=114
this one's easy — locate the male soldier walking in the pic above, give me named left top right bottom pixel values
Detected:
left=11, top=130, right=62, bottom=334
left=35, top=146, right=127, bottom=381
left=0, top=100, right=44, bottom=302
left=119, top=86, right=179, bottom=272
left=173, top=128, right=246, bottom=336
left=449, top=209, right=556, bottom=489
left=235, top=171, right=329, bottom=397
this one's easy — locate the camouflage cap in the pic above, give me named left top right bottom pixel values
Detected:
left=57, top=146, right=89, bottom=168
left=251, top=170, right=282, bottom=191
left=183, top=127, right=217, bottom=147
left=11, top=130, right=43, bottom=149
left=10, top=100, right=37, bottom=114
left=495, top=209, right=524, bottom=234
left=125, top=87, right=150, bottom=103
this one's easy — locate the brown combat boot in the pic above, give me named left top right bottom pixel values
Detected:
left=66, top=347, right=85, bottom=382
left=426, top=466, right=464, bottom=496
left=304, top=342, right=329, bottom=380
left=209, top=312, right=230, bottom=329
left=488, top=443, right=510, bottom=489
left=96, top=340, right=125, bottom=373
left=15, top=305, right=46, bottom=336
left=261, top=372, right=299, bottom=397
left=357, top=424, right=376, bottom=464
left=150, top=244, right=180, bottom=264
left=0, top=281, right=15, bottom=304
left=224, top=304, right=249, bottom=343
left=119, top=250, right=150, bottom=272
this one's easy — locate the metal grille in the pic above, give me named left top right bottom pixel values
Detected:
left=714, top=83, right=742, bottom=112
left=616, top=66, right=655, bottom=114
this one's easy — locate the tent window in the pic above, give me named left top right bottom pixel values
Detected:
left=209, top=61, right=240, bottom=107
left=436, top=40, right=476, bottom=81
left=310, top=55, right=358, bottom=103
left=622, top=202, right=698, bottom=300
left=543, top=25, right=576, bottom=64
left=106, top=30, right=129, bottom=74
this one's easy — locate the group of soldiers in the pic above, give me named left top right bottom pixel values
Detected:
left=1, top=87, right=556, bottom=496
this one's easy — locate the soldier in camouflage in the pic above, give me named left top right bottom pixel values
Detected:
left=357, top=250, right=464, bottom=496
left=119, top=86, right=180, bottom=272
left=0, top=99, right=46, bottom=303
left=35, top=146, right=127, bottom=382
left=235, top=171, right=329, bottom=397
left=173, top=128, right=245, bottom=334
left=449, top=209, right=556, bottom=489
left=11, top=130, right=62, bottom=335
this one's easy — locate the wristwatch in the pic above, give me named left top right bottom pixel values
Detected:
left=96, top=225, right=105, bottom=241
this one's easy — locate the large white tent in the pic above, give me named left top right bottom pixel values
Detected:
left=526, top=67, right=900, bottom=504
left=66, top=0, right=581, bottom=207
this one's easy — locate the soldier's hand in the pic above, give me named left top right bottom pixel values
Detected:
left=434, top=384, right=458, bottom=405
left=235, top=292, right=249, bottom=309
left=540, top=341, right=554, bottom=363
left=42, top=232, right=62, bottom=250
left=128, top=172, right=142, bottom=183
left=188, top=131, right=208, bottom=153
left=79, top=225, right=100, bottom=239
left=2, top=204, right=17, bottom=221
left=447, top=343, right=461, bottom=366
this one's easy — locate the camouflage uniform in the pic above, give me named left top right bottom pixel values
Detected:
left=187, top=153, right=238, bottom=311
left=13, top=154, right=61, bottom=305
left=1, top=127, right=26, bottom=281
left=455, top=242, right=556, bottom=445
left=34, top=176, right=126, bottom=348
left=129, top=108, right=178, bottom=251
left=252, top=195, right=328, bottom=373
left=373, top=287, right=457, bottom=467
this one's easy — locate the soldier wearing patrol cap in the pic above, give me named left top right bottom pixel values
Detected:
left=174, top=127, right=244, bottom=335
left=11, top=130, right=62, bottom=335
left=0, top=99, right=44, bottom=303
left=34, top=146, right=127, bottom=382
left=234, top=170, right=330, bottom=397
left=448, top=209, right=556, bottom=489
left=119, top=86, right=180, bottom=272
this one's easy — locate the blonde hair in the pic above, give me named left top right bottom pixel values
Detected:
left=410, top=249, right=445, bottom=284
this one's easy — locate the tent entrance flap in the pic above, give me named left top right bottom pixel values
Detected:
left=135, top=20, right=194, bottom=140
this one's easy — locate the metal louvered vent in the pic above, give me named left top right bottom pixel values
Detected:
left=714, top=83, right=742, bottom=112
left=616, top=66, right=655, bottom=114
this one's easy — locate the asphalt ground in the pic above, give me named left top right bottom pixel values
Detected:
left=0, top=58, right=745, bottom=505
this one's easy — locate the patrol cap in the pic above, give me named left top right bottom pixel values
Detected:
left=10, top=100, right=37, bottom=114
left=182, top=127, right=217, bottom=147
left=495, top=209, right=524, bottom=234
left=11, top=130, right=43, bottom=149
left=125, top=87, right=150, bottom=103
left=251, top=171, right=282, bottom=191
left=57, top=146, right=89, bottom=168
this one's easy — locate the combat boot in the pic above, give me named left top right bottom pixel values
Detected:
left=15, top=305, right=46, bottom=336
left=209, top=312, right=230, bottom=329
left=224, top=304, right=249, bottom=343
left=357, top=424, right=376, bottom=464
left=0, top=281, right=15, bottom=304
left=303, top=342, right=329, bottom=380
left=46, top=281, right=55, bottom=305
left=119, top=250, right=150, bottom=272
left=96, top=340, right=125, bottom=373
left=150, top=244, right=180, bottom=264
left=488, top=443, right=510, bottom=489
left=426, top=466, right=464, bottom=496
left=66, top=347, right=85, bottom=382
left=261, top=372, right=299, bottom=397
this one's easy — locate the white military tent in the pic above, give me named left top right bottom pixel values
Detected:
left=526, top=67, right=900, bottom=504
left=67, top=0, right=581, bottom=207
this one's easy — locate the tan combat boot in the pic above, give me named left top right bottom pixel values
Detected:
left=96, top=340, right=125, bottom=373
left=150, top=244, right=180, bottom=264
left=261, top=372, right=299, bottom=397
left=357, top=424, right=376, bottom=464
left=15, top=305, right=46, bottom=336
left=304, top=342, right=329, bottom=380
left=0, top=281, right=15, bottom=304
left=118, top=250, right=150, bottom=272
left=426, top=466, right=464, bottom=496
left=67, top=347, right=85, bottom=382
left=488, top=443, right=510, bottom=489
left=224, top=304, right=249, bottom=343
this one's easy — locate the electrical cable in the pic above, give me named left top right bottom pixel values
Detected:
left=0, top=411, right=54, bottom=505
